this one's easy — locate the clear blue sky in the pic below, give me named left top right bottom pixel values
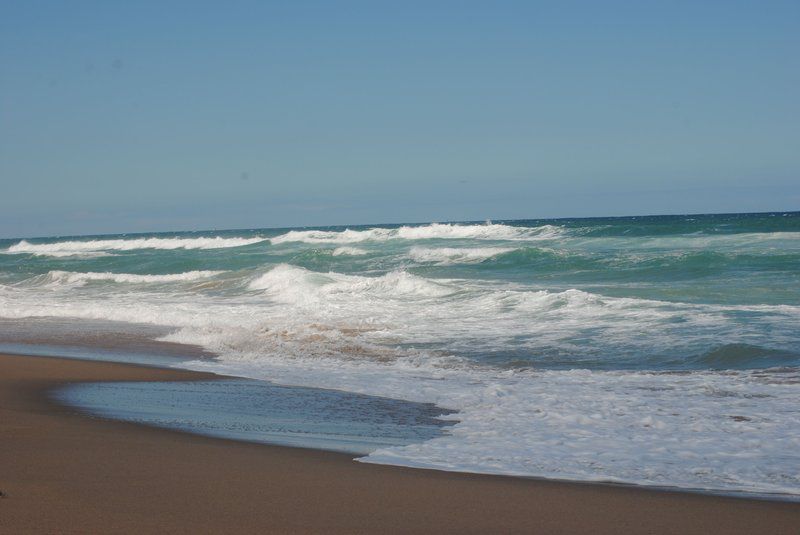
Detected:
left=1, top=1, right=798, bottom=238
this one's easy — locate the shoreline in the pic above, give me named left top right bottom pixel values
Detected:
left=2, top=353, right=798, bottom=533
left=38, top=350, right=798, bottom=504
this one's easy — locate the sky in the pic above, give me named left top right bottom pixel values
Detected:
left=1, top=1, right=798, bottom=238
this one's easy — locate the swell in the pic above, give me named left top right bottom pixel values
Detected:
left=451, top=248, right=800, bottom=277
left=685, top=344, right=800, bottom=370
left=550, top=212, right=800, bottom=237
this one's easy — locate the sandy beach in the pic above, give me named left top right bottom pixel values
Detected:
left=0, top=353, right=797, bottom=534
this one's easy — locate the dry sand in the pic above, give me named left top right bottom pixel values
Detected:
left=1, top=352, right=798, bottom=534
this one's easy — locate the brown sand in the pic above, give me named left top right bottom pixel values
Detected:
left=1, top=353, right=798, bottom=534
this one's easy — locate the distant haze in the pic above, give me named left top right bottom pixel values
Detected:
left=1, top=1, right=798, bottom=238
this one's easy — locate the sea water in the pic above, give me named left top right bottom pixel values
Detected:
left=1, top=212, right=799, bottom=498
left=54, top=380, right=454, bottom=455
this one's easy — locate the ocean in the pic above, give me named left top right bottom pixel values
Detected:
left=1, top=212, right=799, bottom=498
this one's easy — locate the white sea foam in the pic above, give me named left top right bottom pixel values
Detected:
left=331, top=246, right=368, bottom=256
left=19, top=251, right=116, bottom=258
left=5, top=236, right=266, bottom=255
left=184, top=355, right=800, bottom=498
left=270, top=223, right=565, bottom=244
left=5, top=262, right=798, bottom=365
left=36, top=270, right=224, bottom=287
left=408, top=246, right=515, bottom=265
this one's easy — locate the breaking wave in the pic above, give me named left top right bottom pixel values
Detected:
left=407, top=247, right=516, bottom=265
left=248, top=264, right=455, bottom=301
left=28, top=270, right=225, bottom=287
left=270, top=223, right=565, bottom=244
left=332, top=246, right=368, bottom=256
left=5, top=236, right=266, bottom=255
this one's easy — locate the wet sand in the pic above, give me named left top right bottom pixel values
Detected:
left=1, top=353, right=798, bottom=534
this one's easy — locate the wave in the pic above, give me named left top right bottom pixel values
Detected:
left=332, top=246, right=368, bottom=256
left=687, top=343, right=800, bottom=369
left=570, top=232, right=800, bottom=253
left=248, top=264, right=454, bottom=302
left=26, top=270, right=225, bottom=287
left=270, top=223, right=565, bottom=244
left=396, top=223, right=563, bottom=241
left=432, top=248, right=800, bottom=280
left=271, top=228, right=393, bottom=245
left=12, top=251, right=117, bottom=258
left=404, top=246, right=757, bottom=276
left=6, top=262, right=800, bottom=363
left=408, top=246, right=516, bottom=265
left=5, top=236, right=266, bottom=255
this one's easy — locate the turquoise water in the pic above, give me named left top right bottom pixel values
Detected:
left=1, top=212, right=799, bottom=497
left=2, top=212, right=799, bottom=370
